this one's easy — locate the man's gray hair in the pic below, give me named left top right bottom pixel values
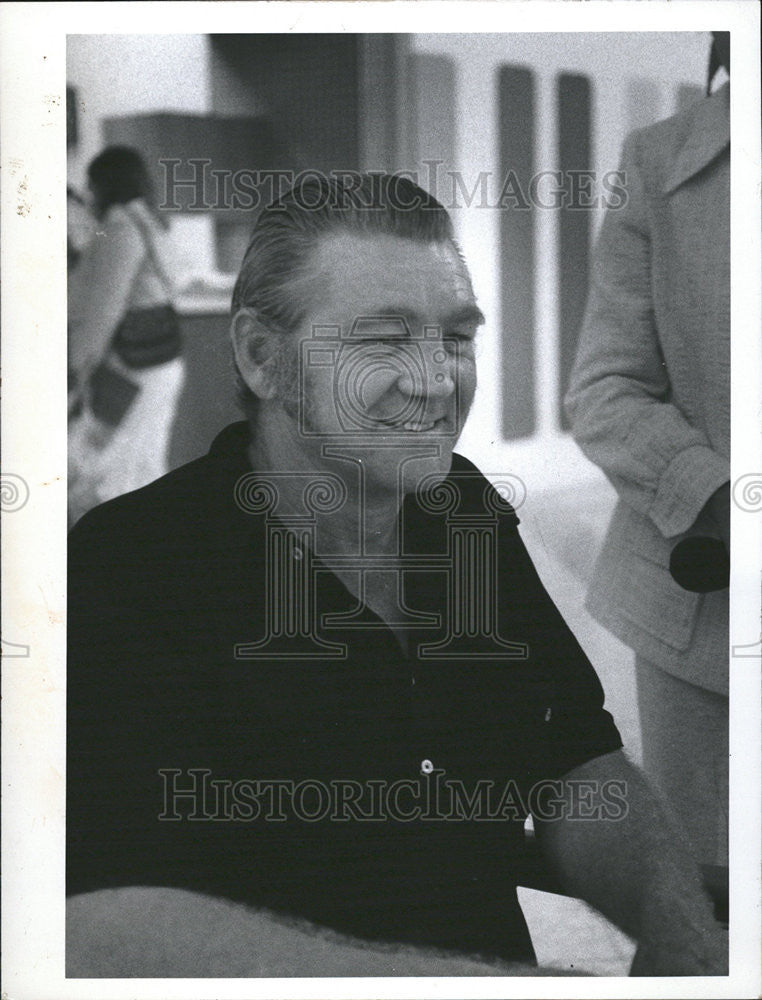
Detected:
left=231, top=173, right=457, bottom=411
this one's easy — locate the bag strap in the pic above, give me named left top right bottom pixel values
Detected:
left=121, top=202, right=176, bottom=301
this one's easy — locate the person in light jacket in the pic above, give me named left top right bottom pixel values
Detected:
left=565, top=54, right=729, bottom=867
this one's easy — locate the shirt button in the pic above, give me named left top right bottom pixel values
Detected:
left=420, top=759, right=434, bottom=775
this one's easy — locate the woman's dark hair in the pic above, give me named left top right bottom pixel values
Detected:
left=87, top=145, right=160, bottom=220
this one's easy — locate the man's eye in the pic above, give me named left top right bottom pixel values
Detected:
left=443, top=332, right=475, bottom=346
left=445, top=325, right=478, bottom=343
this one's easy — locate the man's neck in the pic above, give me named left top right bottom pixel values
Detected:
left=247, top=422, right=403, bottom=558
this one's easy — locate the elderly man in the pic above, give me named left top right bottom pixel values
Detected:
left=67, top=174, right=725, bottom=976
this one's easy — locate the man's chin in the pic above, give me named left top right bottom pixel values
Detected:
left=304, top=436, right=457, bottom=501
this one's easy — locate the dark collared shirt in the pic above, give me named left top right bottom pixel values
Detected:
left=67, top=422, right=622, bottom=964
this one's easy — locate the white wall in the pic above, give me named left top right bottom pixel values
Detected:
left=65, top=30, right=713, bottom=488
left=67, top=34, right=215, bottom=276
left=404, top=34, right=715, bottom=748
left=410, top=32, right=711, bottom=495
left=67, top=34, right=211, bottom=184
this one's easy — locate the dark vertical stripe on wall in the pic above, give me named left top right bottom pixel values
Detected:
left=557, top=73, right=592, bottom=429
left=407, top=54, right=456, bottom=186
left=358, top=35, right=412, bottom=172
left=498, top=66, right=535, bottom=440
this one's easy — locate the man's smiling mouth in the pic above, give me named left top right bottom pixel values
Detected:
left=401, top=420, right=438, bottom=432
left=374, top=416, right=449, bottom=433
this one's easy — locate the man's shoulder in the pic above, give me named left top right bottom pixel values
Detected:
left=449, top=453, right=520, bottom=523
left=450, top=452, right=481, bottom=476
left=69, top=423, right=251, bottom=560
left=71, top=452, right=210, bottom=547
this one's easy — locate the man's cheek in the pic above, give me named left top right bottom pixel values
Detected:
left=274, top=340, right=303, bottom=418
left=458, top=361, right=477, bottom=423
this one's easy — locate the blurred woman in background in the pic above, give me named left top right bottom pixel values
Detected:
left=68, top=145, right=185, bottom=527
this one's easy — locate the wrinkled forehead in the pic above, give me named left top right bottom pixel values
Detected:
left=303, top=230, right=477, bottom=330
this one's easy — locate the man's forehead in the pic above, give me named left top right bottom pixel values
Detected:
left=307, top=230, right=477, bottom=324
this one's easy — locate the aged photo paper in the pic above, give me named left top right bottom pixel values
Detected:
left=2, top=2, right=760, bottom=998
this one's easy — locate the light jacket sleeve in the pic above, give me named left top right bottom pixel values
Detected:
left=68, top=206, right=145, bottom=377
left=564, top=133, right=729, bottom=540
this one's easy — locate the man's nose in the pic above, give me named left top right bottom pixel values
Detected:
left=396, top=342, right=458, bottom=399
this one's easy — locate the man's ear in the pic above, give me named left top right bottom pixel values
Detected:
left=231, top=309, right=281, bottom=401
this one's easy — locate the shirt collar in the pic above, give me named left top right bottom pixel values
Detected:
left=205, top=422, right=464, bottom=556
left=204, top=424, right=516, bottom=558
left=204, top=421, right=261, bottom=549
left=663, top=82, right=730, bottom=195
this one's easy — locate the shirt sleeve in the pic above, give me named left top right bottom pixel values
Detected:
left=499, top=520, right=624, bottom=786
left=564, top=132, right=729, bottom=539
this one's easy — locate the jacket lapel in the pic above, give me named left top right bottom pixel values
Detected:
left=663, top=82, right=730, bottom=195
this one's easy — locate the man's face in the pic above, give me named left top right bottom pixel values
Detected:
left=281, top=230, right=483, bottom=498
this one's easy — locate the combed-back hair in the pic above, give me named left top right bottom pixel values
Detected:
left=231, top=173, right=457, bottom=410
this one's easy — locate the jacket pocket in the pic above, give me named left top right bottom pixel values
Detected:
left=614, top=545, right=701, bottom=651
left=589, top=504, right=702, bottom=652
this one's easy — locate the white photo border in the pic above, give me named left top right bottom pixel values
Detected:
left=1, top=2, right=759, bottom=998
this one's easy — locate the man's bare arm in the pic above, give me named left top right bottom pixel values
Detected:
left=534, top=749, right=727, bottom=975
